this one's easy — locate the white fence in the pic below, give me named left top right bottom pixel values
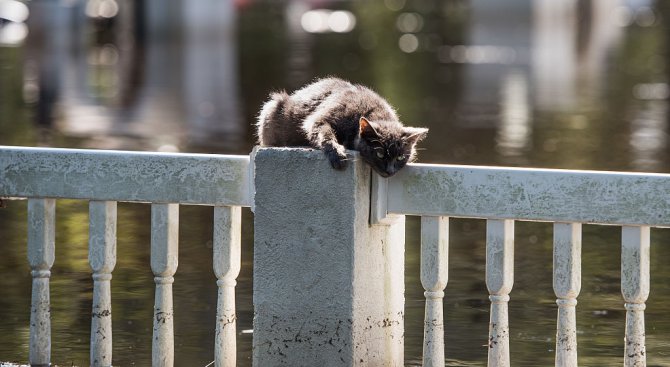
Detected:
left=1, top=145, right=669, bottom=367
left=0, top=146, right=251, bottom=367
left=373, top=163, right=670, bottom=367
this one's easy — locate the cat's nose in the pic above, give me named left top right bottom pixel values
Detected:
left=385, top=164, right=397, bottom=176
left=375, top=168, right=391, bottom=178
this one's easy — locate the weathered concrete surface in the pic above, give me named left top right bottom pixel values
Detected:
left=28, top=198, right=55, bottom=367
left=387, top=163, right=670, bottom=226
left=253, top=148, right=404, bottom=367
left=0, top=146, right=251, bottom=206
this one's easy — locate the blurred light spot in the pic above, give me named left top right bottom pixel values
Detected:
left=0, top=0, right=28, bottom=46
left=438, top=45, right=516, bottom=64
left=634, top=7, right=655, bottom=27
left=241, top=329, right=253, bottom=334
left=384, top=0, right=405, bottom=11
left=22, top=60, right=38, bottom=103
left=0, top=0, right=29, bottom=23
left=100, top=44, right=119, bottom=65
left=398, top=33, right=419, bottom=53
left=396, top=12, right=423, bottom=33
left=633, top=83, right=669, bottom=100
left=301, top=9, right=355, bottom=33
left=86, top=0, right=119, bottom=19
left=301, top=10, right=329, bottom=33
left=88, top=44, right=119, bottom=65
left=0, top=22, right=27, bottom=46
left=157, top=144, right=179, bottom=153
left=613, top=6, right=633, bottom=27
left=446, top=45, right=467, bottom=63
left=329, top=11, right=356, bottom=33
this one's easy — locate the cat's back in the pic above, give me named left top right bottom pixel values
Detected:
left=296, top=77, right=396, bottom=120
left=257, top=78, right=353, bottom=146
left=290, top=77, right=354, bottom=106
left=257, top=77, right=396, bottom=146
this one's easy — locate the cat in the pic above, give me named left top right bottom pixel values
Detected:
left=256, top=77, right=428, bottom=177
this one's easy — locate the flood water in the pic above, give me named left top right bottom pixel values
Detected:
left=1, top=0, right=670, bottom=366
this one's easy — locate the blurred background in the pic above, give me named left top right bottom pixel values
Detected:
left=1, top=0, right=670, bottom=366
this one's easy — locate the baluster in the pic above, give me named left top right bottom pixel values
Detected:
left=553, top=223, right=581, bottom=367
left=213, top=206, right=241, bottom=367
left=151, top=203, right=179, bottom=367
left=486, top=219, right=514, bottom=367
left=621, top=226, right=650, bottom=367
left=89, top=201, right=117, bottom=367
left=27, top=198, right=56, bottom=367
left=420, top=216, right=449, bottom=367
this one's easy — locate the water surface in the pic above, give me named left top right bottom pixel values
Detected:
left=1, top=0, right=670, bottom=365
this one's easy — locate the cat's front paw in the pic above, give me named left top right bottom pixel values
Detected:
left=325, top=148, right=348, bottom=170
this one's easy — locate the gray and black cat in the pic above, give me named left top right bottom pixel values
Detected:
left=257, top=77, right=428, bottom=177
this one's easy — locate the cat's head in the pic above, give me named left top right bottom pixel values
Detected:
left=356, top=117, right=428, bottom=177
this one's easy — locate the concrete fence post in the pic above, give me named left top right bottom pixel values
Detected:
left=252, top=148, right=405, bottom=367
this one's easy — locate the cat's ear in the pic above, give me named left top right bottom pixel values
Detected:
left=359, top=117, right=380, bottom=138
left=403, top=127, right=429, bottom=144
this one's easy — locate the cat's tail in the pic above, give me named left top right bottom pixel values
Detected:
left=256, top=91, right=290, bottom=145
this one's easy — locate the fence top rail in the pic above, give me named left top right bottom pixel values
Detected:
left=0, top=146, right=251, bottom=206
left=388, top=163, right=670, bottom=227
left=4, top=146, right=670, bottom=225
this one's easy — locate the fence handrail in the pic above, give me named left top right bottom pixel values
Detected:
left=8, top=146, right=670, bottom=226
left=384, top=162, right=670, bottom=226
left=0, top=146, right=252, bottom=207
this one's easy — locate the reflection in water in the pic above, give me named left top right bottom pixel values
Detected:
left=629, top=101, right=667, bottom=170
left=183, top=0, right=244, bottom=151
left=285, top=0, right=313, bottom=88
left=26, top=0, right=246, bottom=152
left=24, top=0, right=70, bottom=130
left=496, top=69, right=530, bottom=158
left=532, top=0, right=623, bottom=112
left=2, top=0, right=670, bottom=366
left=438, top=45, right=517, bottom=65
left=532, top=0, right=580, bottom=111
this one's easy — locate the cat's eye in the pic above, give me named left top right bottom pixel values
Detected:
left=376, top=151, right=385, bottom=159
left=396, top=154, right=406, bottom=161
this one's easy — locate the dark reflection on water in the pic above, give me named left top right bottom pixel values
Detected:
left=2, top=0, right=670, bottom=365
